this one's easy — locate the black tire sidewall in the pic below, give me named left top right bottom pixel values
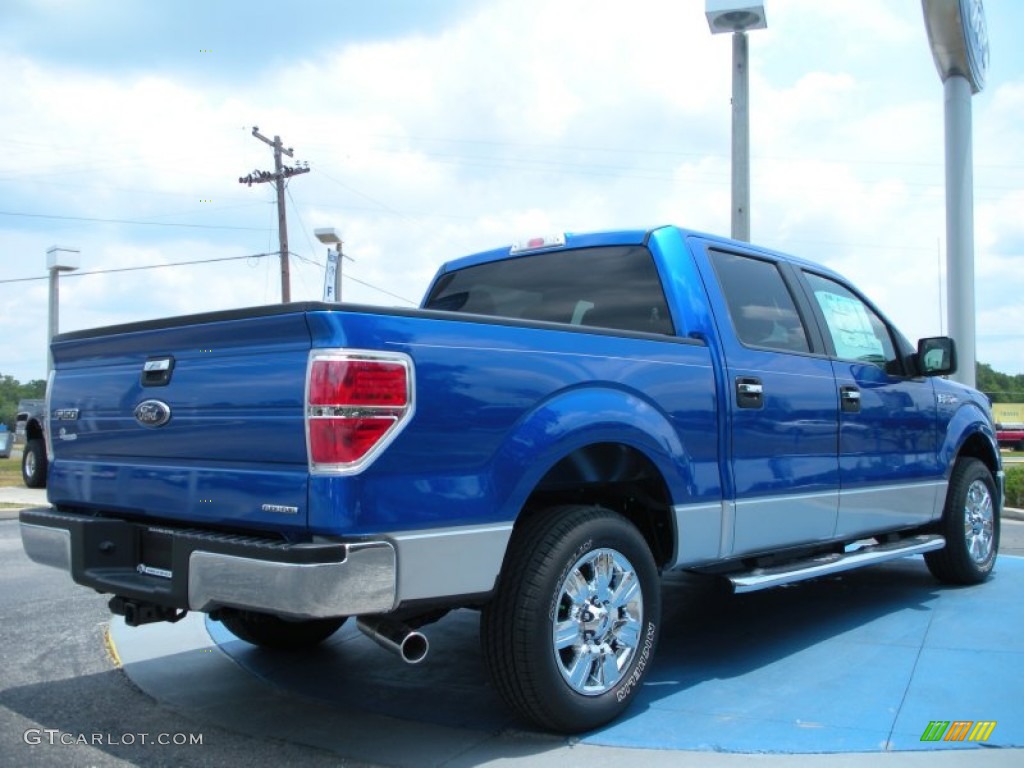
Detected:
left=22, top=439, right=47, bottom=488
left=516, top=510, right=660, bottom=731
left=941, top=458, right=999, bottom=579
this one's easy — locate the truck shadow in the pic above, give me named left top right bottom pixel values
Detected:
left=653, top=557, right=942, bottom=684
left=211, top=557, right=955, bottom=734
left=3, top=559, right=1015, bottom=766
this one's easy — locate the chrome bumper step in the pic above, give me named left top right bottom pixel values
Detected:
left=727, top=534, right=946, bottom=594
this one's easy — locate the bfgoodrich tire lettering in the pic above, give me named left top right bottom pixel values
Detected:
left=925, top=457, right=999, bottom=585
left=481, top=505, right=660, bottom=733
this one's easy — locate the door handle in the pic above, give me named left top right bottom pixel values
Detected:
left=736, top=377, right=764, bottom=409
left=840, top=386, right=861, bottom=413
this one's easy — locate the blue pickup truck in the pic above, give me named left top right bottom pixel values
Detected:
left=20, top=226, right=1002, bottom=733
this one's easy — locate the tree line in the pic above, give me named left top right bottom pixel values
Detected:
left=1, top=362, right=1021, bottom=431
left=976, top=363, right=1024, bottom=404
left=1, top=374, right=47, bottom=431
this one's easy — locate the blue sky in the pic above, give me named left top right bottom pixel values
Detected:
left=1, top=0, right=1022, bottom=383
left=2, top=0, right=476, bottom=75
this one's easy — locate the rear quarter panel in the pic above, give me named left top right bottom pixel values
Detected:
left=304, top=309, right=721, bottom=536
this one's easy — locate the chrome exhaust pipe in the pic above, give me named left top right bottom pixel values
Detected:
left=356, top=617, right=429, bottom=664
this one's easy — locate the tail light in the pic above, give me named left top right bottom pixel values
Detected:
left=306, top=351, right=414, bottom=473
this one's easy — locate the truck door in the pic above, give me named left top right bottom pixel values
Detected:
left=798, top=271, right=944, bottom=537
left=700, top=247, right=841, bottom=556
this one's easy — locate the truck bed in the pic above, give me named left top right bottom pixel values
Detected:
left=48, top=301, right=719, bottom=539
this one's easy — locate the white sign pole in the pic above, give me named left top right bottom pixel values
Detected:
left=323, top=249, right=338, bottom=302
left=923, top=0, right=988, bottom=388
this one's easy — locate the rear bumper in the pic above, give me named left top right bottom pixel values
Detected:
left=19, top=507, right=396, bottom=619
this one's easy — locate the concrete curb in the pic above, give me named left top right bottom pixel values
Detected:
left=1004, top=507, right=1024, bottom=522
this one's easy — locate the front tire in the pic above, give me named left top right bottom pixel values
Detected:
left=22, top=438, right=47, bottom=488
left=925, top=457, right=999, bottom=584
left=481, top=505, right=660, bottom=733
left=216, top=609, right=346, bottom=650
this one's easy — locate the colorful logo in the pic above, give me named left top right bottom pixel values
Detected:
left=920, top=720, right=996, bottom=742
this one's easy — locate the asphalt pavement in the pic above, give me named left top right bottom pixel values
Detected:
left=0, top=517, right=372, bottom=767
left=4, top=483, right=1024, bottom=766
left=108, top=557, right=1024, bottom=766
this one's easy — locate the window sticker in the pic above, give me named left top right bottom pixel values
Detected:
left=815, top=291, right=884, bottom=360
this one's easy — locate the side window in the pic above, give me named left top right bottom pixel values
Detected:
left=803, top=272, right=900, bottom=373
left=709, top=250, right=810, bottom=353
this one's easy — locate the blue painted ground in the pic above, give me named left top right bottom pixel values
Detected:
left=206, top=555, right=1024, bottom=753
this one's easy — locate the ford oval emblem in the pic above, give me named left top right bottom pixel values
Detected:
left=134, top=399, right=172, bottom=428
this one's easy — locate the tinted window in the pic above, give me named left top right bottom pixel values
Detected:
left=709, top=250, right=810, bottom=353
left=803, top=272, right=901, bottom=373
left=424, top=246, right=674, bottom=335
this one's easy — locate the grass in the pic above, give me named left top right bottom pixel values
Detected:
left=0, top=452, right=23, bottom=488
left=1006, top=464, right=1024, bottom=509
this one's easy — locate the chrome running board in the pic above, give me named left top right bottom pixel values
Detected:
left=727, top=534, right=945, bottom=594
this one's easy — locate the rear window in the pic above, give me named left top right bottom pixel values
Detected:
left=424, top=245, right=674, bottom=335
left=709, top=249, right=810, bottom=353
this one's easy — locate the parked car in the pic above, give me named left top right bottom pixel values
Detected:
left=15, top=399, right=47, bottom=488
left=995, top=423, right=1024, bottom=451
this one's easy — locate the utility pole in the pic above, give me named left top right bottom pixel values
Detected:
left=239, top=126, right=310, bottom=302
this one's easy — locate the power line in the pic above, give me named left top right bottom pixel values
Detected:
left=0, top=247, right=418, bottom=305
left=325, top=131, right=1024, bottom=172
left=0, top=253, right=276, bottom=284
left=285, top=185, right=324, bottom=268
left=314, top=168, right=424, bottom=228
left=344, top=273, right=417, bottom=306
left=0, top=210, right=267, bottom=231
left=284, top=185, right=417, bottom=306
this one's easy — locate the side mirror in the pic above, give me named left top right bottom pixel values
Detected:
left=917, top=337, right=957, bottom=377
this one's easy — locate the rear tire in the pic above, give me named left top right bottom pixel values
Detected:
left=925, top=457, right=999, bottom=585
left=22, top=438, right=47, bottom=488
left=216, top=609, right=346, bottom=650
left=481, top=505, right=660, bottom=733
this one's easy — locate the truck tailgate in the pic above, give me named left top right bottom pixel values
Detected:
left=47, top=308, right=312, bottom=534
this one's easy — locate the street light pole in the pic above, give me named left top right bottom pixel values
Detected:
left=731, top=30, right=751, bottom=242
left=315, top=228, right=353, bottom=303
left=46, top=246, right=80, bottom=375
left=706, top=2, right=767, bottom=243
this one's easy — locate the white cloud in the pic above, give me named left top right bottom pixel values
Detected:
left=0, top=0, right=1022, bottom=384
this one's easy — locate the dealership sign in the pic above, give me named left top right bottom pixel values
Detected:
left=923, top=0, right=988, bottom=93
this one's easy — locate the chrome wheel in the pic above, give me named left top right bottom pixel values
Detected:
left=963, top=478, right=995, bottom=564
left=552, top=547, right=644, bottom=696
left=926, top=457, right=998, bottom=585
left=481, top=505, right=660, bottom=732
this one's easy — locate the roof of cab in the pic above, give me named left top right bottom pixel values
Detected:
left=437, top=228, right=651, bottom=273
left=434, top=224, right=844, bottom=282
